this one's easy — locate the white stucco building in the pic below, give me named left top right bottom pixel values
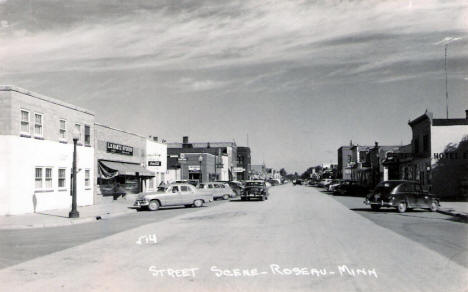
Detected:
left=0, top=86, right=95, bottom=215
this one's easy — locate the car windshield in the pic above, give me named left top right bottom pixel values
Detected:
left=245, top=182, right=263, bottom=187
left=375, top=181, right=402, bottom=194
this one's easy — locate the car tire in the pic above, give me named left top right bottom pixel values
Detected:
left=260, top=196, right=265, bottom=201
left=223, top=194, right=229, bottom=200
left=430, top=201, right=438, bottom=212
left=371, top=205, right=381, bottom=211
left=193, top=199, right=203, bottom=208
left=148, top=200, right=160, bottom=211
left=397, top=201, right=407, bottom=213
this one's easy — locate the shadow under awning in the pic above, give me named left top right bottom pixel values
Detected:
left=98, top=160, right=155, bottom=178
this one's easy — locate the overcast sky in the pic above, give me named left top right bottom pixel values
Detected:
left=1, top=0, right=467, bottom=173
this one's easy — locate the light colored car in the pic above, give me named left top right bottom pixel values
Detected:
left=327, top=179, right=344, bottom=192
left=198, top=182, right=236, bottom=200
left=318, top=178, right=333, bottom=188
left=131, top=183, right=213, bottom=211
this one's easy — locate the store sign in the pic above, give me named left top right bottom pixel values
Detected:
left=188, top=165, right=201, bottom=172
left=106, top=142, right=133, bottom=156
left=233, top=167, right=245, bottom=173
left=148, top=161, right=161, bottom=166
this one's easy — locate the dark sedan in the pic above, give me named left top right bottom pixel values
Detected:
left=333, top=181, right=369, bottom=197
left=364, top=180, right=439, bottom=213
left=241, top=180, right=269, bottom=201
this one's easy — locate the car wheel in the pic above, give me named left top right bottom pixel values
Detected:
left=430, top=201, right=438, bottom=212
left=148, top=200, right=160, bottom=211
left=193, top=199, right=203, bottom=208
left=260, top=196, right=265, bottom=201
left=397, top=201, right=407, bottom=213
left=371, top=205, right=381, bottom=211
left=223, top=194, right=229, bottom=200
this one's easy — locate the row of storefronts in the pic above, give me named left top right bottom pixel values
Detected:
left=166, top=136, right=251, bottom=183
left=0, top=86, right=168, bottom=215
left=337, top=110, right=468, bottom=199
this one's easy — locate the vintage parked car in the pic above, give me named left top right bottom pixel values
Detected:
left=327, top=179, right=345, bottom=192
left=318, top=178, right=333, bottom=188
left=293, top=179, right=303, bottom=185
left=198, top=182, right=236, bottom=200
left=131, top=183, right=213, bottom=211
left=364, top=180, right=440, bottom=213
left=334, top=181, right=370, bottom=196
left=241, top=180, right=269, bottom=201
left=216, top=180, right=244, bottom=196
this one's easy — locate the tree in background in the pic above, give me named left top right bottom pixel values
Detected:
left=279, top=168, right=287, bottom=177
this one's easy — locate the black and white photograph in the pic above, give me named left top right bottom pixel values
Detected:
left=0, top=0, right=467, bottom=291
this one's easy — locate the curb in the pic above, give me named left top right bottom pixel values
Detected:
left=0, top=209, right=136, bottom=230
left=437, top=208, right=468, bottom=222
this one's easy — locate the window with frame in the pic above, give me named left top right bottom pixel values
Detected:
left=34, top=113, right=43, bottom=136
left=45, top=167, right=52, bottom=189
left=59, top=119, right=67, bottom=140
left=84, top=125, right=91, bottom=146
left=58, top=168, right=66, bottom=188
left=75, top=124, right=82, bottom=143
left=85, top=169, right=90, bottom=188
left=20, top=110, right=30, bottom=134
left=35, top=167, right=43, bottom=189
left=35, top=167, right=53, bottom=190
left=180, top=186, right=189, bottom=192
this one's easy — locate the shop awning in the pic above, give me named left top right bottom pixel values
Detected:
left=98, top=160, right=155, bottom=179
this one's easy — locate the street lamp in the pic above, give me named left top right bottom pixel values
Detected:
left=69, top=127, right=80, bottom=218
left=198, top=155, right=203, bottom=183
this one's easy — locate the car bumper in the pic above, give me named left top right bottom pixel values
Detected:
left=364, top=199, right=394, bottom=207
left=131, top=200, right=149, bottom=208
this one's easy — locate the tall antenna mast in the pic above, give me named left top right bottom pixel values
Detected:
left=445, top=44, right=448, bottom=119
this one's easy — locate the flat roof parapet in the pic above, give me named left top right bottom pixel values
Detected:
left=0, top=85, right=95, bottom=116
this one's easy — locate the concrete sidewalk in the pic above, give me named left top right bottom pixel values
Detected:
left=0, top=199, right=136, bottom=230
left=437, top=201, right=468, bottom=221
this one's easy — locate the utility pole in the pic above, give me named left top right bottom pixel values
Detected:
left=445, top=44, right=448, bottom=119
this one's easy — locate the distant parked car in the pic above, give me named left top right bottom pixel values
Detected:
left=327, top=179, right=345, bottom=192
left=216, top=180, right=244, bottom=196
left=241, top=180, right=269, bottom=201
left=364, top=180, right=440, bottom=213
left=293, top=179, right=303, bottom=185
left=318, top=178, right=333, bottom=188
left=334, top=181, right=370, bottom=196
left=131, top=183, right=213, bottom=211
left=198, top=182, right=236, bottom=200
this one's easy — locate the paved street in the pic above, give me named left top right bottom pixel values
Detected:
left=0, top=184, right=467, bottom=292
left=327, top=189, right=468, bottom=269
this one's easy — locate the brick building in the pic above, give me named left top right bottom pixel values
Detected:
left=0, top=86, right=95, bottom=215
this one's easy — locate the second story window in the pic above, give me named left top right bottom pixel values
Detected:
left=84, top=125, right=91, bottom=146
left=75, top=124, right=82, bottom=144
left=20, top=110, right=30, bottom=134
left=59, top=119, right=67, bottom=140
left=34, top=113, right=43, bottom=137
